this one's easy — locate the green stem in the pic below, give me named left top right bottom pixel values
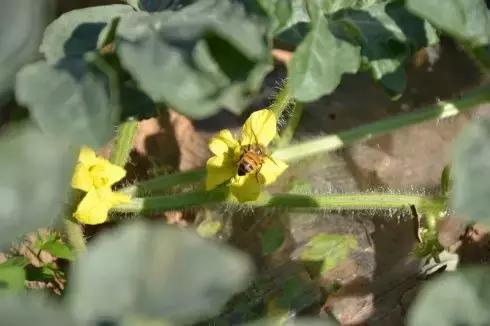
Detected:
left=273, top=84, right=490, bottom=162
left=111, top=119, right=138, bottom=167
left=113, top=188, right=228, bottom=213
left=119, top=169, right=206, bottom=196
left=268, top=81, right=293, bottom=117
left=276, top=102, right=304, bottom=148
left=119, top=83, right=490, bottom=197
left=113, top=189, right=445, bottom=214
left=64, top=219, right=86, bottom=255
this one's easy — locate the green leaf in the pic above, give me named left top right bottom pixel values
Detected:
left=116, top=0, right=271, bottom=118
left=319, top=0, right=375, bottom=14
left=125, top=0, right=190, bottom=12
left=256, top=0, right=307, bottom=38
left=299, top=233, right=357, bottom=274
left=452, top=118, right=490, bottom=225
left=331, top=1, right=438, bottom=96
left=406, top=0, right=490, bottom=47
left=0, top=0, right=54, bottom=106
left=25, top=264, right=58, bottom=283
left=16, top=60, right=114, bottom=148
left=0, top=124, right=74, bottom=248
left=260, top=227, right=285, bottom=255
left=289, top=13, right=360, bottom=102
left=40, top=240, right=76, bottom=261
left=408, top=267, right=490, bottom=325
left=40, top=5, right=133, bottom=64
left=440, top=165, right=451, bottom=196
left=0, top=263, right=25, bottom=294
left=70, top=221, right=253, bottom=324
left=0, top=295, right=75, bottom=326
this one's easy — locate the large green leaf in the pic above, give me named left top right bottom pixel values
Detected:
left=40, top=5, right=133, bottom=64
left=0, top=295, right=76, bottom=326
left=16, top=60, right=114, bottom=148
left=0, top=124, right=74, bottom=248
left=116, top=0, right=271, bottom=118
left=289, top=12, right=360, bottom=102
left=299, top=233, right=357, bottom=274
left=256, top=0, right=307, bottom=38
left=331, top=1, right=438, bottom=96
left=406, top=0, right=490, bottom=47
left=69, top=221, right=253, bottom=324
left=408, top=267, right=490, bottom=325
left=452, top=118, right=490, bottom=225
left=0, top=0, right=54, bottom=106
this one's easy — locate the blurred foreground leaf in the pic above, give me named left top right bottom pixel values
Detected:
left=452, top=118, right=490, bottom=225
left=298, top=233, right=357, bottom=274
left=0, top=295, right=75, bottom=326
left=70, top=221, right=253, bottom=324
left=0, top=125, right=74, bottom=248
left=0, top=0, right=54, bottom=105
left=40, top=4, right=133, bottom=64
left=408, top=267, right=490, bottom=325
left=406, top=0, right=490, bottom=47
left=16, top=60, right=113, bottom=148
left=116, top=0, right=271, bottom=118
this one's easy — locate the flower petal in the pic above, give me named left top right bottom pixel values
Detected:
left=230, top=174, right=261, bottom=202
left=259, top=156, right=288, bottom=185
left=206, top=155, right=237, bottom=190
left=241, top=109, right=277, bottom=146
left=71, top=162, right=94, bottom=192
left=108, top=190, right=131, bottom=205
left=73, top=188, right=130, bottom=225
left=209, top=129, right=240, bottom=156
left=78, top=146, right=98, bottom=166
left=91, top=158, right=127, bottom=187
left=73, top=189, right=112, bottom=225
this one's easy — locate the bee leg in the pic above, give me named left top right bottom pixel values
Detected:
left=255, top=165, right=264, bottom=183
left=267, top=155, right=279, bottom=166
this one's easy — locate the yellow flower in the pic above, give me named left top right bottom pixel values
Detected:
left=71, top=147, right=130, bottom=225
left=71, top=146, right=126, bottom=191
left=73, top=187, right=130, bottom=225
left=206, top=109, right=288, bottom=202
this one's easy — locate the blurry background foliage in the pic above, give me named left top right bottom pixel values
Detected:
left=0, top=0, right=489, bottom=325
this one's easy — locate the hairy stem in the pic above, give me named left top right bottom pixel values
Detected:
left=111, top=119, right=138, bottom=167
left=268, top=81, right=293, bottom=117
left=119, top=169, right=206, bottom=196
left=113, top=189, right=445, bottom=215
left=276, top=102, right=304, bottom=147
left=119, top=83, right=490, bottom=197
left=64, top=219, right=86, bottom=255
left=273, top=84, right=490, bottom=162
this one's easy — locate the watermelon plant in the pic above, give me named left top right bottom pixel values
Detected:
left=0, top=0, right=489, bottom=324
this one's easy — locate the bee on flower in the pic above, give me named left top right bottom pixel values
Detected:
left=206, top=109, right=288, bottom=202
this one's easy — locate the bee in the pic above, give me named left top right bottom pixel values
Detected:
left=237, top=143, right=267, bottom=176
